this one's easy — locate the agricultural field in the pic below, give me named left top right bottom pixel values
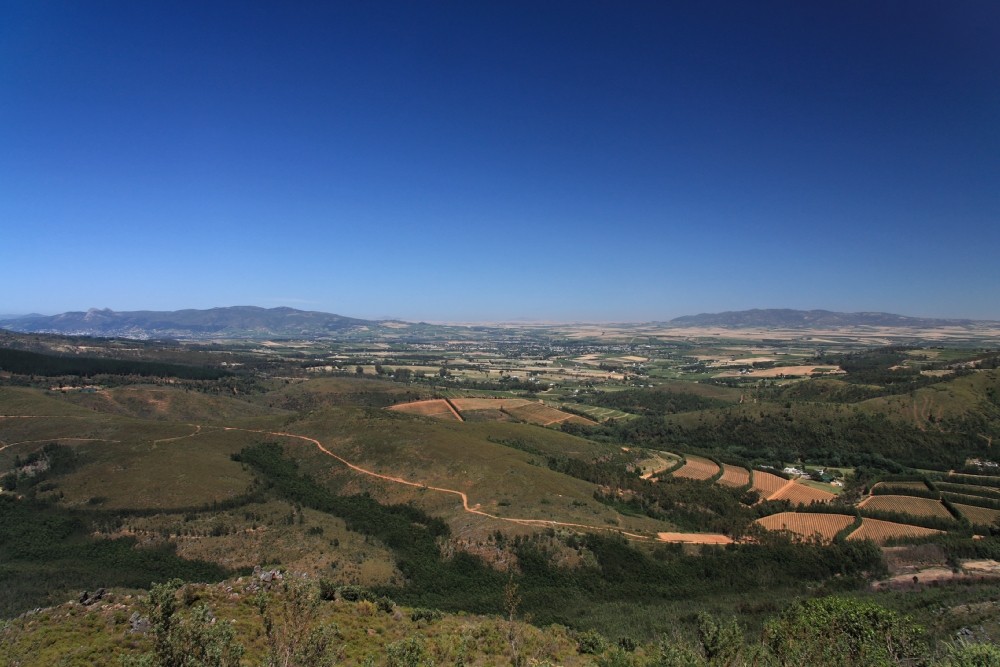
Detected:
left=562, top=403, right=637, bottom=423
left=858, top=495, right=954, bottom=520
left=717, top=464, right=750, bottom=488
left=449, top=397, right=534, bottom=412
left=391, top=397, right=596, bottom=427
left=871, top=480, right=931, bottom=492
left=670, top=454, right=719, bottom=481
left=502, top=401, right=597, bottom=426
left=769, top=480, right=836, bottom=505
left=951, top=503, right=1000, bottom=528
left=751, top=470, right=789, bottom=499
left=754, top=512, right=855, bottom=542
left=4, top=324, right=1000, bottom=659
left=387, top=398, right=461, bottom=421
left=846, top=518, right=944, bottom=544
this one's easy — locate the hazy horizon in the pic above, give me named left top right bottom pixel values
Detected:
left=1, top=303, right=997, bottom=326
left=3, top=2, right=998, bottom=321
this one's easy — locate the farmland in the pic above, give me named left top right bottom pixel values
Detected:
left=670, top=454, right=720, bottom=481
left=754, top=512, right=855, bottom=542
left=751, top=470, right=789, bottom=499
left=717, top=463, right=750, bottom=488
left=768, top=480, right=836, bottom=505
left=390, top=397, right=595, bottom=427
left=858, top=495, right=954, bottom=520
left=846, top=518, right=944, bottom=544
left=952, top=503, right=1000, bottom=527
left=2, top=321, right=1000, bottom=661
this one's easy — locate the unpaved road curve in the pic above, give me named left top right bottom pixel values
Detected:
left=0, top=415, right=729, bottom=543
left=223, top=426, right=659, bottom=541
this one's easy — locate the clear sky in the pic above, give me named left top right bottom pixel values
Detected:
left=2, top=1, right=998, bottom=322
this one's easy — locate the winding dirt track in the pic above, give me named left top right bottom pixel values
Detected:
left=1, top=415, right=735, bottom=543
left=222, top=426, right=658, bottom=541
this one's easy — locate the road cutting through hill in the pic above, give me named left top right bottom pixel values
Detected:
left=222, top=426, right=673, bottom=541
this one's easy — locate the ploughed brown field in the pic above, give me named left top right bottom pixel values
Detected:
left=858, top=495, right=953, bottom=520
left=503, top=401, right=597, bottom=426
left=387, top=399, right=460, bottom=421
left=846, top=518, right=944, bottom=543
left=754, top=512, right=854, bottom=542
left=717, top=464, right=750, bottom=488
left=388, top=398, right=595, bottom=427
left=450, top=397, right=533, bottom=412
left=671, top=454, right=720, bottom=481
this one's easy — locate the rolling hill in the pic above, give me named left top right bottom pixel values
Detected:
left=667, top=308, right=989, bottom=329
left=0, top=306, right=377, bottom=339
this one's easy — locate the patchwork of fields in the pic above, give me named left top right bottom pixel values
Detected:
left=390, top=397, right=596, bottom=427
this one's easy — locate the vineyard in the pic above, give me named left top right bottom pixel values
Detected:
left=770, top=481, right=836, bottom=505
left=388, top=399, right=461, bottom=420
left=389, top=398, right=595, bottom=427
left=671, top=454, right=720, bottom=481
left=751, top=470, right=788, bottom=498
left=858, top=495, right=953, bottom=519
left=717, top=464, right=750, bottom=488
left=754, top=512, right=854, bottom=542
left=951, top=503, right=1000, bottom=527
left=450, top=397, right=533, bottom=412
left=846, top=518, right=944, bottom=544
left=504, top=401, right=596, bottom=426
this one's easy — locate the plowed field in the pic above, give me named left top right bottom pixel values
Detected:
left=754, top=512, right=854, bottom=542
left=450, top=398, right=533, bottom=412
left=388, top=399, right=461, bottom=421
left=847, top=518, right=943, bottom=543
left=672, top=454, right=720, bottom=481
left=858, top=495, right=952, bottom=519
left=718, top=464, right=750, bottom=488
left=752, top=470, right=789, bottom=499
left=952, top=503, right=1000, bottom=527
left=504, top=402, right=597, bottom=426
left=770, top=481, right=836, bottom=505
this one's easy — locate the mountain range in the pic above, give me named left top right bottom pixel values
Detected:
left=0, top=306, right=374, bottom=339
left=666, top=308, right=990, bottom=329
left=0, top=306, right=993, bottom=339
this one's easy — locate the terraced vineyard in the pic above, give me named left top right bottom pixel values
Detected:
left=859, top=495, right=953, bottom=519
left=846, top=518, right=944, bottom=543
left=672, top=454, right=720, bottom=481
left=770, top=481, right=836, bottom=505
left=951, top=503, right=1000, bottom=527
left=717, top=464, right=750, bottom=488
left=754, top=512, right=854, bottom=542
left=871, top=480, right=931, bottom=492
left=751, top=470, right=789, bottom=498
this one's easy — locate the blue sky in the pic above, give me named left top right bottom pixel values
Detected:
left=2, top=1, right=998, bottom=321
